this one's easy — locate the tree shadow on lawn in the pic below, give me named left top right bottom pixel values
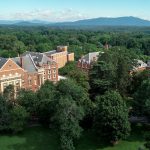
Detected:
left=126, top=124, right=147, bottom=143
left=76, top=127, right=146, bottom=150
left=76, top=130, right=110, bottom=150
left=8, top=127, right=59, bottom=150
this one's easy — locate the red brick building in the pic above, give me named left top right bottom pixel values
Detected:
left=44, top=46, right=74, bottom=68
left=131, top=60, right=148, bottom=73
left=77, top=52, right=101, bottom=72
left=0, top=52, right=58, bottom=93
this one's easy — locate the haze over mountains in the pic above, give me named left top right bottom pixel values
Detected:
left=0, top=16, right=150, bottom=26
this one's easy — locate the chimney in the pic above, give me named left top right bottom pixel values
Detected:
left=104, top=43, right=109, bottom=50
left=20, top=57, right=23, bottom=68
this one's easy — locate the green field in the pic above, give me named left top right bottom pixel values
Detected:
left=0, top=126, right=146, bottom=150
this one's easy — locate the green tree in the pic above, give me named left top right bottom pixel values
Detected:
left=94, top=91, right=130, bottom=143
left=53, top=96, right=84, bottom=150
left=10, top=105, right=29, bottom=133
left=90, top=47, right=137, bottom=97
left=17, top=89, right=37, bottom=115
left=133, top=79, right=150, bottom=117
left=56, top=79, right=90, bottom=111
left=144, top=132, right=150, bottom=150
left=0, top=95, right=11, bottom=131
left=130, top=70, right=150, bottom=95
left=59, top=62, right=90, bottom=92
left=13, top=41, right=27, bottom=54
left=57, top=79, right=92, bottom=129
left=36, top=43, right=53, bottom=52
left=3, top=85, right=16, bottom=104
left=37, top=80, right=56, bottom=124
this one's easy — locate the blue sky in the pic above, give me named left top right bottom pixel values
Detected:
left=0, top=0, right=150, bottom=21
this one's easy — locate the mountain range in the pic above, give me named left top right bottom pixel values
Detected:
left=0, top=16, right=150, bottom=26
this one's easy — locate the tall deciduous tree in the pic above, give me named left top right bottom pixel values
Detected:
left=56, top=79, right=90, bottom=112
left=10, top=105, right=29, bottom=133
left=3, top=85, right=15, bottom=103
left=59, top=62, right=90, bottom=92
left=133, top=79, right=150, bottom=117
left=13, top=41, right=27, bottom=54
left=17, top=89, right=37, bottom=114
left=53, top=96, right=84, bottom=150
left=90, top=47, right=137, bottom=97
left=0, top=95, right=11, bottom=131
left=94, top=91, right=130, bottom=143
left=37, top=80, right=56, bottom=124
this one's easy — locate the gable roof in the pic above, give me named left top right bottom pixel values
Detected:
left=79, top=52, right=100, bottom=64
left=23, top=51, right=43, bottom=62
left=0, top=57, right=8, bottom=69
left=22, top=54, right=38, bottom=73
left=13, top=55, right=38, bottom=73
left=22, top=51, right=56, bottom=66
left=0, top=58, right=25, bottom=71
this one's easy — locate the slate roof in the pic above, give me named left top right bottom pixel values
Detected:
left=0, top=51, right=57, bottom=72
left=44, top=50, right=57, bottom=55
left=13, top=55, right=37, bottom=73
left=22, top=51, right=57, bottom=67
left=22, top=52, right=43, bottom=63
left=22, top=55, right=38, bottom=73
left=12, top=57, right=21, bottom=67
left=0, top=57, right=8, bottom=69
left=79, top=52, right=101, bottom=64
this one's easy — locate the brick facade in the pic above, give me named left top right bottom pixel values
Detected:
left=0, top=53, right=58, bottom=93
left=44, top=46, right=74, bottom=68
left=77, top=52, right=100, bottom=72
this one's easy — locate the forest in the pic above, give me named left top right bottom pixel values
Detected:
left=0, top=26, right=150, bottom=150
left=0, top=26, right=150, bottom=60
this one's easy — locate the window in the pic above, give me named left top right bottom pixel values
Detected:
left=53, top=74, right=56, bottom=78
left=48, top=75, right=51, bottom=79
left=48, top=70, right=51, bottom=74
left=29, top=80, right=32, bottom=85
left=16, top=86, right=20, bottom=91
left=34, top=80, right=37, bottom=85
left=16, top=81, right=19, bottom=86
left=3, top=83, right=7, bottom=90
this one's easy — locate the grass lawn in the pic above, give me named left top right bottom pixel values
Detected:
left=0, top=126, right=147, bottom=150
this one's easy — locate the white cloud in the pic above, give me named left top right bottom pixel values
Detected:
left=1, top=9, right=89, bottom=22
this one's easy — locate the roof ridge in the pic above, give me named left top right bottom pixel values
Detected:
left=28, top=54, right=38, bottom=70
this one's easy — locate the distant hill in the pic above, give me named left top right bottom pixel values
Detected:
left=0, top=16, right=150, bottom=26
left=56, top=17, right=150, bottom=27
left=0, top=20, right=52, bottom=26
left=0, top=20, right=20, bottom=25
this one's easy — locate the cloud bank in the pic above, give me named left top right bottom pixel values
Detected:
left=0, top=9, right=89, bottom=22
